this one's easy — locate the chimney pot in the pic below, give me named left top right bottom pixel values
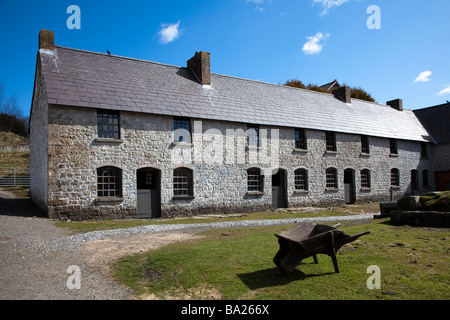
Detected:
left=387, top=99, right=403, bottom=111
left=334, top=86, right=351, bottom=103
left=39, top=30, right=54, bottom=50
left=187, top=51, right=211, bottom=85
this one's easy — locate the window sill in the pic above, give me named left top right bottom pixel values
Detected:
left=325, top=150, right=338, bottom=154
left=173, top=196, right=195, bottom=200
left=360, top=153, right=370, bottom=157
left=95, top=138, right=123, bottom=143
left=173, top=142, right=193, bottom=147
left=294, top=190, right=309, bottom=194
left=361, top=187, right=372, bottom=191
left=293, top=148, right=308, bottom=153
left=325, top=187, right=339, bottom=192
left=247, top=191, right=264, bottom=195
left=389, top=153, right=399, bottom=157
left=96, top=197, right=123, bottom=203
left=391, top=185, right=401, bottom=190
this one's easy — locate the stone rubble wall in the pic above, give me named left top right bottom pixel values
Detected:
left=43, top=105, right=434, bottom=220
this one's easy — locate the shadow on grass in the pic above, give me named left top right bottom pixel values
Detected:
left=237, top=264, right=334, bottom=290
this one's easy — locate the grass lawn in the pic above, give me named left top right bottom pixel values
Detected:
left=112, top=218, right=450, bottom=300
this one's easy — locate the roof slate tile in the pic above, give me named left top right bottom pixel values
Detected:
left=37, top=46, right=431, bottom=142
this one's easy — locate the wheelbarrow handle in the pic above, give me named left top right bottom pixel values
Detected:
left=342, top=230, right=371, bottom=245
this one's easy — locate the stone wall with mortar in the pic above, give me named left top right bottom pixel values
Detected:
left=45, top=105, right=434, bottom=220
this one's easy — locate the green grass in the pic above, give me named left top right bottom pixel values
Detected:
left=112, top=219, right=450, bottom=300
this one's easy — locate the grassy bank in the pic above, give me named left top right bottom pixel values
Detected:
left=419, top=191, right=450, bottom=212
left=0, top=132, right=29, bottom=168
left=0, top=151, right=29, bottom=168
left=112, top=219, right=450, bottom=300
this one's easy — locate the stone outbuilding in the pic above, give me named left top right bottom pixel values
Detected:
left=414, top=102, right=450, bottom=191
left=30, top=30, right=437, bottom=220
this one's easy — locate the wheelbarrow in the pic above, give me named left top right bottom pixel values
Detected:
left=273, top=223, right=370, bottom=275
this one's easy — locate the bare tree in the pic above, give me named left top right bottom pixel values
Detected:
left=4, top=95, right=23, bottom=119
left=0, top=82, right=27, bottom=135
left=0, top=82, right=5, bottom=112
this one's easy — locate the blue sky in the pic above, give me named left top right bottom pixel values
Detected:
left=1, top=0, right=449, bottom=117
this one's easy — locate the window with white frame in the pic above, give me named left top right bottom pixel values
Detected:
left=326, top=167, right=338, bottom=189
left=97, top=166, right=122, bottom=197
left=326, top=132, right=337, bottom=151
left=295, top=128, right=307, bottom=150
left=294, top=168, right=308, bottom=191
left=247, top=168, right=264, bottom=192
left=97, top=110, right=120, bottom=139
left=247, top=124, right=260, bottom=147
left=173, top=168, right=193, bottom=197
left=361, top=169, right=371, bottom=189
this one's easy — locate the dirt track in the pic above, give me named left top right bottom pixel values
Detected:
left=0, top=189, right=199, bottom=300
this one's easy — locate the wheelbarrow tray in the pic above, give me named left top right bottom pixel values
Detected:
left=273, top=223, right=370, bottom=275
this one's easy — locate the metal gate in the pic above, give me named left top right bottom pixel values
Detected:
left=0, top=168, right=30, bottom=187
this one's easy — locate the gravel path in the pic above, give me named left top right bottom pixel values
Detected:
left=0, top=190, right=377, bottom=300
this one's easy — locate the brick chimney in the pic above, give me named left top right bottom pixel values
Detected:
left=39, top=30, right=54, bottom=50
left=387, top=99, right=403, bottom=111
left=334, top=86, right=351, bottom=103
left=187, top=51, right=211, bottom=85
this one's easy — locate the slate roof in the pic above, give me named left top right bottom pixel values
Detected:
left=319, top=79, right=341, bottom=92
left=413, top=103, right=450, bottom=144
left=38, top=46, right=431, bottom=142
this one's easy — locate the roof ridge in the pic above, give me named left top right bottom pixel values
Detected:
left=53, top=45, right=404, bottom=111
left=211, top=72, right=390, bottom=108
left=54, top=45, right=185, bottom=70
left=414, top=102, right=450, bottom=112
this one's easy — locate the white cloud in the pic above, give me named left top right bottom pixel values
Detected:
left=245, top=0, right=265, bottom=11
left=158, top=21, right=181, bottom=44
left=313, top=0, right=351, bottom=15
left=414, top=71, right=432, bottom=83
left=436, top=85, right=450, bottom=96
left=302, top=32, right=330, bottom=55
